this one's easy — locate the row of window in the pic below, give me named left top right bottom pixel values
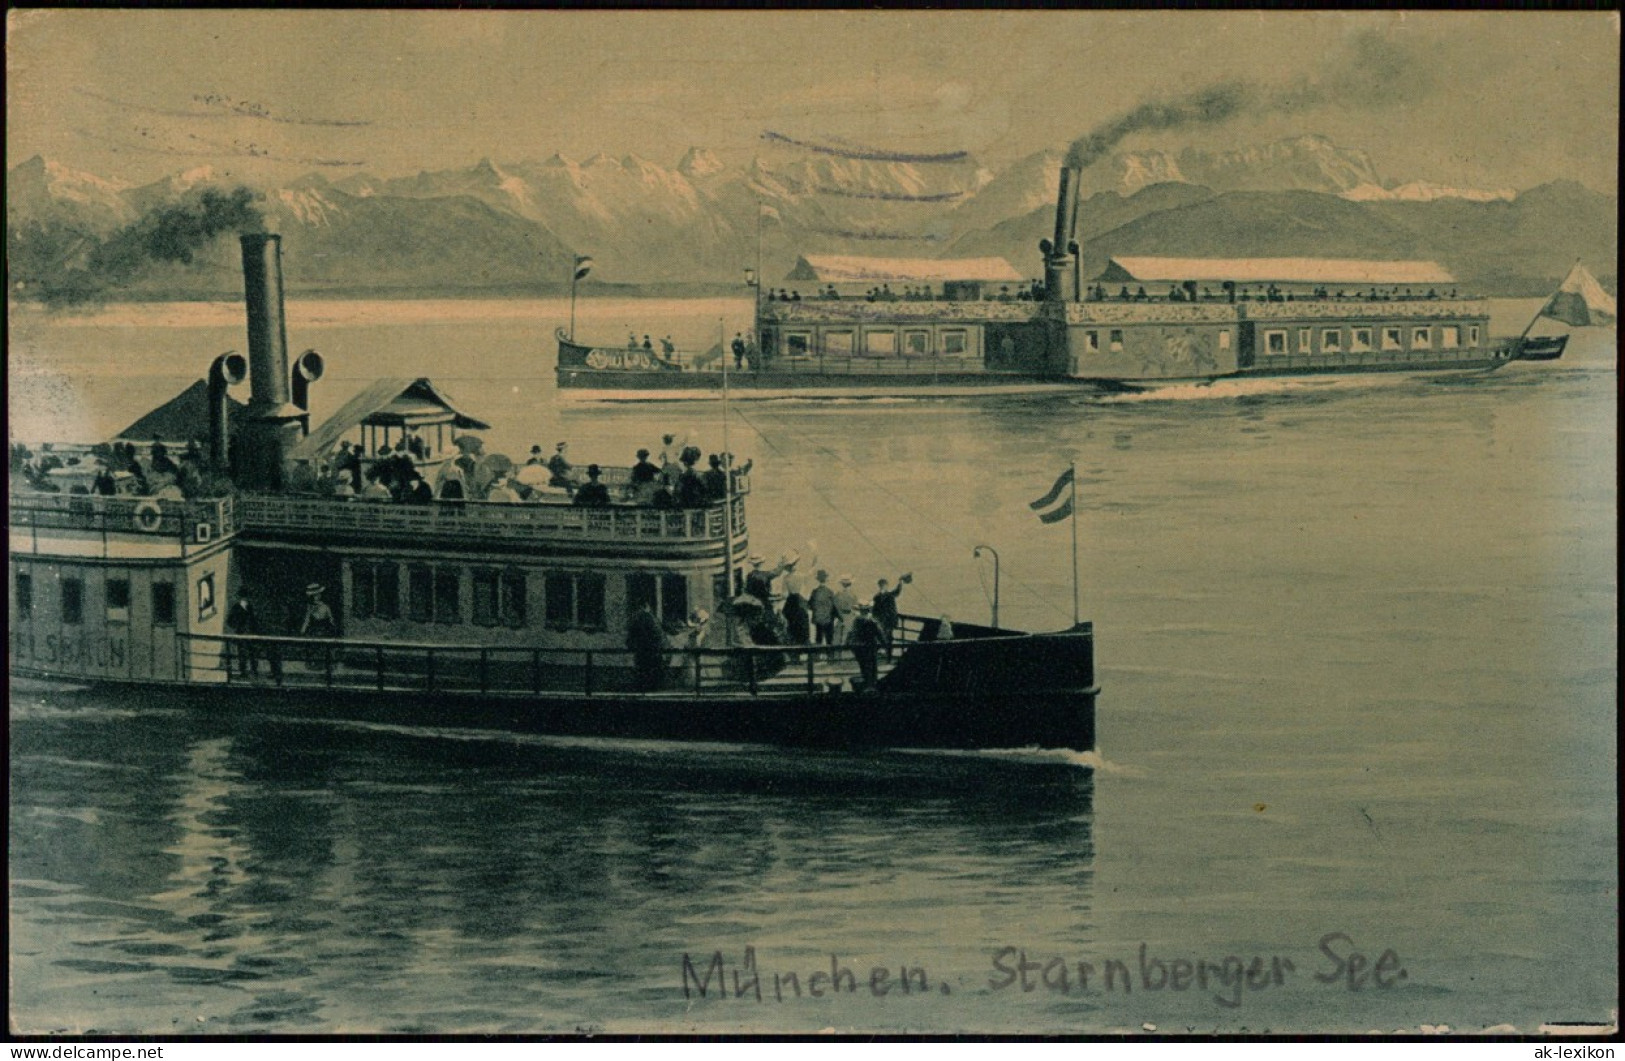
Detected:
left=349, top=562, right=690, bottom=631
left=14, top=570, right=207, bottom=626
left=1261, top=324, right=1481, bottom=357
left=783, top=328, right=972, bottom=359
left=1083, top=329, right=1235, bottom=354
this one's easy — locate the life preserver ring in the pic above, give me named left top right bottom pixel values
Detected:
left=133, top=500, right=163, bottom=533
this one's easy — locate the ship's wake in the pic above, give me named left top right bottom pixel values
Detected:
left=1090, top=374, right=1413, bottom=405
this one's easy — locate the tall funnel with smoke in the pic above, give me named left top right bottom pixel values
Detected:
left=1044, top=32, right=1430, bottom=302
left=1043, top=167, right=1081, bottom=303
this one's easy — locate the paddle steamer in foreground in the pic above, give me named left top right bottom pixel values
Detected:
left=10, top=235, right=1097, bottom=753
left=558, top=161, right=1588, bottom=399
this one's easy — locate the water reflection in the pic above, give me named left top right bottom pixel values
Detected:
left=11, top=702, right=1094, bottom=1032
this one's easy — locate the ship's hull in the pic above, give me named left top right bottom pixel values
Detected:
left=11, top=673, right=1097, bottom=752
left=558, top=333, right=1556, bottom=400
left=556, top=368, right=1098, bottom=401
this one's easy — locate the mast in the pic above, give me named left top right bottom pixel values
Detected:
left=1070, top=459, right=1080, bottom=627
left=720, top=316, right=736, bottom=645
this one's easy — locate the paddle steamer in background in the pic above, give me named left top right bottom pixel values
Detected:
left=9, top=235, right=1098, bottom=753
left=557, top=160, right=1585, bottom=398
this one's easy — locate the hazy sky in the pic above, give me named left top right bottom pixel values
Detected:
left=7, top=9, right=1619, bottom=193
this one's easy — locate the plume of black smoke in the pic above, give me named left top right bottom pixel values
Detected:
left=1064, top=31, right=1433, bottom=171
left=32, top=186, right=264, bottom=307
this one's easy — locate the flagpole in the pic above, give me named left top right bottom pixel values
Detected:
left=1069, top=460, right=1080, bottom=628
left=721, top=316, right=735, bottom=646
left=754, top=205, right=765, bottom=355
left=570, top=262, right=579, bottom=340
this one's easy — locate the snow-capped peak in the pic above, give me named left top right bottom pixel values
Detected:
left=1341, top=181, right=1517, bottom=203
left=678, top=147, right=726, bottom=180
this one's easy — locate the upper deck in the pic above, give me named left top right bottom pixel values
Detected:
left=10, top=469, right=751, bottom=558
left=236, top=491, right=747, bottom=549
left=10, top=493, right=236, bottom=559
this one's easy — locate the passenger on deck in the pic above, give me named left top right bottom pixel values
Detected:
left=526, top=445, right=545, bottom=465
left=780, top=551, right=813, bottom=646
left=547, top=442, right=575, bottom=489
left=335, top=441, right=362, bottom=491
left=361, top=473, right=393, bottom=501
left=626, top=603, right=667, bottom=691
left=675, top=449, right=707, bottom=507
left=744, top=555, right=779, bottom=610
left=849, top=601, right=885, bottom=691
left=702, top=455, right=727, bottom=500
left=93, top=468, right=118, bottom=496
left=630, top=449, right=660, bottom=501
left=834, top=575, right=858, bottom=643
left=225, top=590, right=260, bottom=676
left=659, top=435, right=682, bottom=486
left=300, top=584, right=337, bottom=638
left=872, top=572, right=912, bottom=658
left=486, top=475, right=521, bottom=503
left=809, top=570, right=838, bottom=645
left=573, top=464, right=611, bottom=506
left=404, top=472, right=434, bottom=504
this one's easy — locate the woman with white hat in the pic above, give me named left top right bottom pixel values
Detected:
left=300, top=583, right=337, bottom=638
left=833, top=575, right=858, bottom=643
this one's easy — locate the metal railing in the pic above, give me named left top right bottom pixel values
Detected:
left=752, top=354, right=998, bottom=377
left=7, top=493, right=235, bottom=539
left=177, top=615, right=939, bottom=698
left=236, top=492, right=748, bottom=543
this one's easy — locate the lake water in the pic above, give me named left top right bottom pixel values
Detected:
left=7, top=297, right=1618, bottom=1035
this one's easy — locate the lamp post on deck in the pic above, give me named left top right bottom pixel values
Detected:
left=743, top=266, right=760, bottom=367
left=973, top=544, right=1000, bottom=630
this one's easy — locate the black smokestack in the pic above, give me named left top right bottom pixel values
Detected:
left=1044, top=167, right=1079, bottom=302
left=240, top=234, right=291, bottom=412
left=235, top=233, right=305, bottom=491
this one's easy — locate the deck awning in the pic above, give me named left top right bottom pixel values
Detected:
left=113, top=379, right=248, bottom=445
left=289, top=378, right=491, bottom=461
left=786, top=255, right=1024, bottom=284
left=1096, top=257, right=1457, bottom=286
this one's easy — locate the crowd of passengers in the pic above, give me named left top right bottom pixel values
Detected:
left=1084, top=282, right=1462, bottom=303
left=756, top=281, right=1464, bottom=305
left=311, top=432, right=750, bottom=510
left=10, top=438, right=210, bottom=497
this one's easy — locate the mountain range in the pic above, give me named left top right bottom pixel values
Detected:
left=7, top=135, right=1615, bottom=302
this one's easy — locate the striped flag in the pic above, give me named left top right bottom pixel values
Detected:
left=759, top=203, right=781, bottom=222
left=1030, top=467, right=1075, bottom=524
left=573, top=255, right=594, bottom=281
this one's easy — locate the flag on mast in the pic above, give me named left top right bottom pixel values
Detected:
left=573, top=256, right=594, bottom=281
left=1541, top=263, right=1616, bottom=327
left=1031, top=467, right=1075, bottom=524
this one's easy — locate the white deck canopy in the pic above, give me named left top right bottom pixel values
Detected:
left=1096, top=257, right=1457, bottom=286
left=290, top=377, right=490, bottom=461
left=786, top=255, right=1023, bottom=284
